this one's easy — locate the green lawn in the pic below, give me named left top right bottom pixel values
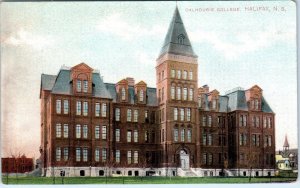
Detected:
left=2, top=175, right=297, bottom=184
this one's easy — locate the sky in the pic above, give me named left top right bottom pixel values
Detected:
left=0, top=1, right=297, bottom=158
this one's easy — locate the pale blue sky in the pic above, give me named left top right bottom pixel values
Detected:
left=1, top=1, right=297, bottom=158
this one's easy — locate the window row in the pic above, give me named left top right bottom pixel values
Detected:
left=239, top=134, right=272, bottom=147
left=56, top=124, right=107, bottom=139
left=198, top=97, right=218, bottom=110
left=173, top=128, right=192, bottom=142
left=202, top=116, right=225, bottom=127
left=120, top=88, right=145, bottom=102
left=240, top=115, right=273, bottom=128
left=55, top=100, right=107, bottom=117
left=173, top=108, right=191, bottom=121
left=250, top=99, right=260, bottom=110
left=171, top=69, right=193, bottom=80
left=76, top=80, right=88, bottom=93
left=171, top=86, right=194, bottom=101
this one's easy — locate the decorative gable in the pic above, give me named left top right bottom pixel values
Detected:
left=246, top=85, right=263, bottom=111
left=70, top=62, right=93, bottom=95
left=135, top=81, right=147, bottom=104
left=116, top=79, right=129, bottom=102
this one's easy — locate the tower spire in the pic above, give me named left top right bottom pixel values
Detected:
left=157, top=6, right=197, bottom=59
left=283, top=134, right=290, bottom=151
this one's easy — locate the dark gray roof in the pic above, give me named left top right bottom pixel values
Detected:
left=226, top=90, right=248, bottom=112
left=41, top=74, right=56, bottom=91
left=104, top=83, right=158, bottom=106
left=219, top=96, right=229, bottom=112
left=261, top=96, right=274, bottom=113
left=158, top=7, right=197, bottom=58
left=41, top=69, right=112, bottom=99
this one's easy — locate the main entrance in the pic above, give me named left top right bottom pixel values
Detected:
left=180, top=150, right=189, bottom=169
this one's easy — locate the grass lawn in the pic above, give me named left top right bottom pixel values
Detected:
left=2, top=175, right=297, bottom=184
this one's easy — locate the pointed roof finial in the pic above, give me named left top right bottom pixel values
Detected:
left=283, top=134, right=290, bottom=148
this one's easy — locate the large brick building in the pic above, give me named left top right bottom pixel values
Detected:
left=39, top=7, right=275, bottom=177
left=2, top=155, right=33, bottom=174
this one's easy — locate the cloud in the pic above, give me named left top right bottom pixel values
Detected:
left=190, top=27, right=295, bottom=60
left=3, top=28, right=55, bottom=50
left=96, top=13, right=165, bottom=40
left=134, top=51, right=155, bottom=66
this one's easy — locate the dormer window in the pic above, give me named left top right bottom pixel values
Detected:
left=121, top=88, right=126, bottom=101
left=77, top=80, right=82, bottom=92
left=212, top=99, right=217, bottom=109
left=178, top=34, right=185, bottom=45
left=254, top=99, right=259, bottom=110
left=139, top=90, right=144, bottom=102
left=83, top=80, right=88, bottom=93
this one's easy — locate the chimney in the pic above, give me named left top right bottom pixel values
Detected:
left=126, top=77, right=135, bottom=86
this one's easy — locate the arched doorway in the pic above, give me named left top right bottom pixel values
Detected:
left=180, top=150, right=189, bottom=169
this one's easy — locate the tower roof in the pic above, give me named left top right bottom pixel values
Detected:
left=158, top=7, right=197, bottom=59
left=283, top=135, right=290, bottom=148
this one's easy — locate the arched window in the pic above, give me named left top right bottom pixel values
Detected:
left=178, top=34, right=185, bottom=44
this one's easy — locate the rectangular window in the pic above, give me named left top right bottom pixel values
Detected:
left=102, top=103, right=107, bottom=117
left=95, top=148, right=100, bottom=162
left=95, top=126, right=100, bottom=139
left=133, top=110, right=138, bottom=122
left=83, top=148, right=88, bottom=162
left=116, top=150, right=120, bottom=163
left=187, top=129, right=192, bottom=142
left=177, top=87, right=181, bottom=100
left=239, top=134, right=247, bottom=146
left=56, top=100, right=61, bottom=114
left=171, top=86, right=175, bottom=100
left=181, top=129, right=185, bottom=142
left=116, top=129, right=120, bottom=142
left=115, top=108, right=120, bottom=121
left=198, top=97, right=202, bottom=108
left=202, top=116, right=206, bottom=126
left=268, top=117, right=272, bottom=128
left=177, top=70, right=181, bottom=79
left=102, top=125, right=107, bottom=140
left=189, top=88, right=193, bottom=101
left=263, top=117, right=267, bottom=128
left=162, top=129, right=165, bottom=142
left=139, top=90, right=144, bottom=102
left=121, top=88, right=126, bottom=100
left=76, top=124, right=81, bottom=138
left=252, top=134, right=260, bottom=146
left=63, top=100, right=69, bottom=114
left=83, top=125, right=88, bottom=138
left=56, top=147, right=61, bottom=161
left=183, top=88, right=187, bottom=100
left=145, top=110, right=149, bottom=123
left=256, top=117, right=259, bottom=127
left=243, top=115, right=247, bottom=127
left=63, top=124, right=68, bottom=138
left=203, top=153, right=207, bottom=165
left=180, top=108, right=184, bottom=121
left=76, top=101, right=81, bottom=115
left=268, top=135, right=272, bottom=146
left=64, top=148, right=68, bottom=161
left=76, top=148, right=81, bottom=161
left=162, top=87, right=164, bottom=101
left=95, top=103, right=100, bottom=117
left=208, top=134, right=212, bottom=145
left=208, top=153, right=213, bottom=165
left=187, top=108, right=191, bottom=121
left=127, top=109, right=132, bottom=122
left=83, top=80, right=88, bottom=93
left=208, top=116, right=212, bottom=127
left=183, top=70, right=187, bottom=79
left=171, top=69, right=175, bottom=78
left=174, top=108, right=178, bottom=121
left=134, top=130, right=138, bottom=143
left=174, top=128, right=178, bottom=142
left=134, top=151, right=138, bottom=164
left=212, top=99, right=216, bottom=109
left=127, top=151, right=132, bottom=164
left=203, top=134, right=207, bottom=145
left=102, top=148, right=107, bottom=162
left=189, top=71, right=193, bottom=80
left=77, top=80, right=81, bottom=92
left=56, top=124, right=61, bottom=138
left=83, top=102, right=88, bottom=116
left=127, top=130, right=132, bottom=142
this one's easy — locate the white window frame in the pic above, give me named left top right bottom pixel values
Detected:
left=127, top=109, right=132, bottom=122
left=121, top=88, right=126, bottom=101
left=83, top=148, right=88, bottom=162
left=64, top=148, right=68, bottom=161
left=115, top=108, right=120, bottom=121
left=133, top=110, right=138, bottom=122
left=83, top=102, right=88, bottom=116
left=76, top=124, right=81, bottom=138
left=127, top=151, right=132, bottom=164
left=134, top=151, right=138, bottom=164
left=83, top=125, right=88, bottom=138
left=56, top=123, right=61, bottom=138
left=95, top=126, right=100, bottom=139
left=56, top=147, right=61, bottom=161
left=95, top=103, right=100, bottom=117
left=183, top=87, right=187, bottom=100
left=102, top=149, right=107, bottom=162
left=83, top=80, right=88, bottom=93
left=189, top=88, right=193, bottom=101
left=139, top=90, right=144, bottom=102
left=56, top=100, right=61, bottom=114
left=77, top=80, right=82, bottom=92
left=63, top=100, right=69, bottom=114
left=134, top=130, right=138, bottom=143
left=177, top=87, right=181, bottom=100
left=102, top=125, right=107, bottom=140
left=76, top=101, right=81, bottom=115
left=63, top=124, right=68, bottom=138
left=102, top=103, right=107, bottom=117
left=116, top=150, right=120, bottom=163
left=171, top=86, right=175, bottom=100
left=127, top=130, right=132, bottom=142
left=95, top=148, right=100, bottom=162
left=116, top=129, right=120, bottom=142
left=76, top=148, right=81, bottom=161
left=180, top=108, right=184, bottom=121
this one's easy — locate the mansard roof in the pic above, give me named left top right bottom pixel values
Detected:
left=158, top=7, right=197, bottom=58
left=105, top=83, right=158, bottom=106
left=40, top=69, right=112, bottom=99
